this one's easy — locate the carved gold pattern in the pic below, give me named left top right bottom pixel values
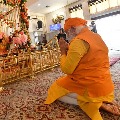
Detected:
left=0, top=37, right=60, bottom=88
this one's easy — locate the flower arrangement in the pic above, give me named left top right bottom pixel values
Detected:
left=0, top=29, right=31, bottom=56
left=2, top=0, right=29, bottom=29
left=12, top=30, right=27, bottom=47
left=0, top=31, right=9, bottom=56
left=3, top=0, right=22, bottom=6
left=0, top=0, right=32, bottom=56
left=0, top=32, right=4, bottom=39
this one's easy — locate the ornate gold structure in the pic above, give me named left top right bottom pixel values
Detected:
left=52, top=15, right=64, bottom=24
left=0, top=37, right=61, bottom=88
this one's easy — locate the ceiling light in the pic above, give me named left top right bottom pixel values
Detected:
left=38, top=4, right=41, bottom=6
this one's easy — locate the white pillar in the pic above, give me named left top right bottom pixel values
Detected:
left=82, top=0, right=91, bottom=20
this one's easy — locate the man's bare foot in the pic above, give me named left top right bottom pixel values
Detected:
left=101, top=101, right=120, bottom=115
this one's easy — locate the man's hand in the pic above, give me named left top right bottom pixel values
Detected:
left=58, top=38, right=69, bottom=55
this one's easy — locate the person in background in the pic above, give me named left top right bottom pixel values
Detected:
left=45, top=17, right=120, bottom=120
left=42, top=34, right=47, bottom=46
left=57, top=28, right=68, bottom=43
left=90, top=21, right=97, bottom=33
left=59, top=28, right=64, bottom=34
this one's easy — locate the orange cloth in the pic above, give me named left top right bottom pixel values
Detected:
left=64, top=17, right=87, bottom=31
left=45, top=81, right=114, bottom=120
left=57, top=27, right=114, bottom=98
left=60, top=39, right=89, bottom=74
left=45, top=29, right=114, bottom=119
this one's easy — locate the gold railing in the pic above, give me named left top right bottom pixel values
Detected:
left=0, top=48, right=60, bottom=86
left=31, top=48, right=60, bottom=74
left=0, top=52, right=32, bottom=85
left=0, top=47, right=60, bottom=88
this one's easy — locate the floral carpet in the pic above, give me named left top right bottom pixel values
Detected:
left=0, top=60, right=120, bottom=120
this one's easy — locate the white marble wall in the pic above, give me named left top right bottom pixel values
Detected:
left=45, top=1, right=91, bottom=33
left=29, top=1, right=91, bottom=44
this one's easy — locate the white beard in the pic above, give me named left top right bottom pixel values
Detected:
left=67, top=34, right=76, bottom=42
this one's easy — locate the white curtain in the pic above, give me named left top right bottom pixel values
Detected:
left=70, top=9, right=84, bottom=19
left=89, top=0, right=120, bottom=14
left=89, top=5, right=96, bottom=14
left=96, top=2, right=103, bottom=12
left=109, top=0, right=118, bottom=8
left=118, top=0, right=120, bottom=5
left=102, top=0, right=109, bottom=10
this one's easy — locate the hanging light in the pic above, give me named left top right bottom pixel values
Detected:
left=69, top=8, right=73, bottom=13
left=78, top=4, right=82, bottom=9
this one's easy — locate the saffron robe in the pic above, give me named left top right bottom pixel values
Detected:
left=45, top=28, right=114, bottom=120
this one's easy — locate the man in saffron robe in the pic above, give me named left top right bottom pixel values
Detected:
left=45, top=18, right=120, bottom=120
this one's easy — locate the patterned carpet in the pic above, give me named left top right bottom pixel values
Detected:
left=0, top=60, right=120, bottom=120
